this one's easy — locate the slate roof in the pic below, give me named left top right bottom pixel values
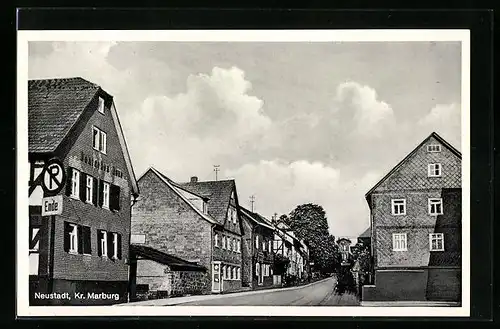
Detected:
left=239, top=206, right=275, bottom=230
left=179, top=180, right=235, bottom=225
left=365, top=132, right=462, bottom=201
left=358, top=226, right=371, bottom=238
left=130, top=244, right=207, bottom=272
left=28, top=77, right=100, bottom=153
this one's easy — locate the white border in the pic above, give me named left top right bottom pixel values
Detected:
left=17, top=29, right=470, bottom=317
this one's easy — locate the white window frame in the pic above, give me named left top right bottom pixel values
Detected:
left=392, top=233, right=407, bottom=251
left=102, top=182, right=110, bottom=209
left=232, top=267, right=236, bottom=280
left=391, top=199, right=406, bottom=215
left=427, top=144, right=441, bottom=152
left=98, top=97, right=105, bottom=114
left=71, top=169, right=80, bottom=199
left=222, top=236, right=226, bottom=249
left=428, top=163, right=442, bottom=177
left=112, top=233, right=119, bottom=259
left=237, top=240, right=241, bottom=253
left=255, top=235, right=259, bottom=249
left=429, top=233, right=445, bottom=251
left=237, top=267, right=240, bottom=280
left=69, top=224, right=78, bottom=254
left=268, top=240, right=272, bottom=253
left=86, top=175, right=93, bottom=204
left=92, top=126, right=100, bottom=151
left=262, top=241, right=266, bottom=251
left=214, top=233, right=219, bottom=247
left=100, top=230, right=108, bottom=258
left=428, top=198, right=444, bottom=215
left=99, top=130, right=107, bottom=154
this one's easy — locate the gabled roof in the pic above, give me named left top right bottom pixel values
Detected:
left=28, top=77, right=139, bottom=196
left=239, top=206, right=276, bottom=231
left=359, top=226, right=371, bottom=239
left=365, top=132, right=461, bottom=201
left=144, top=168, right=219, bottom=226
left=130, top=244, right=206, bottom=272
left=29, top=77, right=100, bottom=153
left=179, top=179, right=235, bottom=226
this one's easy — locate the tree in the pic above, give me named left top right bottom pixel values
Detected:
left=273, top=253, right=290, bottom=275
left=286, top=203, right=340, bottom=274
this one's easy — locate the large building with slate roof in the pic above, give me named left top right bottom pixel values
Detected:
left=28, top=77, right=139, bottom=305
left=362, top=132, right=462, bottom=303
left=131, top=169, right=244, bottom=294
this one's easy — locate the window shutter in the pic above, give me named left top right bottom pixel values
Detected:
left=83, top=226, right=92, bottom=254
left=77, top=225, right=83, bottom=254
left=110, top=184, right=121, bottom=211
left=92, top=177, right=98, bottom=205
left=107, top=232, right=114, bottom=258
left=63, top=222, right=70, bottom=252
left=79, top=173, right=86, bottom=201
left=117, top=234, right=122, bottom=259
left=97, top=231, right=102, bottom=256
left=98, top=180, right=104, bottom=207
left=65, top=168, right=73, bottom=196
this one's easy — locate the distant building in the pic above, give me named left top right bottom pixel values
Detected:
left=363, top=132, right=461, bottom=302
left=239, top=207, right=275, bottom=288
left=131, top=169, right=244, bottom=296
left=28, top=78, right=139, bottom=305
left=336, top=237, right=353, bottom=265
left=273, top=222, right=309, bottom=282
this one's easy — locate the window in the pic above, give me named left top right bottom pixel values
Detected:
left=262, top=241, right=266, bottom=251
left=392, top=233, right=407, bottom=251
left=268, top=240, right=272, bottom=253
left=232, top=267, right=236, bottom=280
left=222, top=236, right=226, bottom=249
left=255, top=235, right=259, bottom=249
left=227, top=238, right=232, bottom=251
left=237, top=240, right=241, bottom=253
left=256, top=262, right=260, bottom=276
left=68, top=224, right=78, bottom=253
left=112, top=233, right=119, bottom=259
left=131, top=234, right=145, bottom=244
left=232, top=238, right=236, bottom=252
left=429, top=233, right=444, bottom=251
left=98, top=97, right=105, bottom=114
left=391, top=199, right=406, bottom=215
left=428, top=163, right=442, bottom=177
left=427, top=144, right=441, bottom=152
left=71, top=169, right=80, bottom=198
left=86, top=175, right=93, bottom=204
left=92, top=127, right=107, bottom=154
left=237, top=267, right=240, bottom=280
left=98, top=230, right=108, bottom=257
left=428, top=198, right=443, bottom=215
left=102, top=182, right=110, bottom=209
left=214, top=233, right=219, bottom=247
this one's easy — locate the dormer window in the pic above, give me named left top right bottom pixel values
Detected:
left=98, top=97, right=105, bottom=114
left=427, top=144, right=441, bottom=152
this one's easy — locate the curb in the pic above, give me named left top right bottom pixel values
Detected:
left=121, top=276, right=334, bottom=306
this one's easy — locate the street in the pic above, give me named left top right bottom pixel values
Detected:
left=178, top=277, right=359, bottom=306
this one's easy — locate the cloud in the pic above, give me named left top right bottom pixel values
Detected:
left=122, top=66, right=272, bottom=180
left=417, top=103, right=461, bottom=149
left=226, top=159, right=379, bottom=237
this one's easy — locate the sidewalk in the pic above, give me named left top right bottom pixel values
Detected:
left=117, top=277, right=333, bottom=306
left=360, top=301, right=461, bottom=307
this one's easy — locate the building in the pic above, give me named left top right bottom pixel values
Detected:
left=131, top=169, right=244, bottom=295
left=357, top=226, right=371, bottom=251
left=28, top=77, right=139, bottom=305
left=363, top=132, right=461, bottom=302
left=273, top=222, right=309, bottom=282
left=336, top=237, right=353, bottom=265
left=239, top=207, right=275, bottom=288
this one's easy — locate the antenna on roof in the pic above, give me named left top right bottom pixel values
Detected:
left=213, top=165, right=220, bottom=181
left=250, top=195, right=255, bottom=212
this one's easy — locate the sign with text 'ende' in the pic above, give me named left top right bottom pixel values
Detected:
left=41, top=195, right=63, bottom=216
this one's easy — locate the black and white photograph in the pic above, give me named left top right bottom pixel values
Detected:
left=17, top=29, right=470, bottom=317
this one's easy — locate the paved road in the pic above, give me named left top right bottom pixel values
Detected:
left=178, top=277, right=359, bottom=306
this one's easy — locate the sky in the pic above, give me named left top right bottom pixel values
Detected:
left=28, top=40, right=462, bottom=237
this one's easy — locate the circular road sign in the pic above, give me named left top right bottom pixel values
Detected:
left=41, top=158, right=66, bottom=196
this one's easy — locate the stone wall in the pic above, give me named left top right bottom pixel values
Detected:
left=169, top=270, right=210, bottom=297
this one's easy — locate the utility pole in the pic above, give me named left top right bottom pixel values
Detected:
left=213, top=165, right=220, bottom=181
left=249, top=195, right=255, bottom=212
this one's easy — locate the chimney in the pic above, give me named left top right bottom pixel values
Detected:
left=190, top=176, right=198, bottom=183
